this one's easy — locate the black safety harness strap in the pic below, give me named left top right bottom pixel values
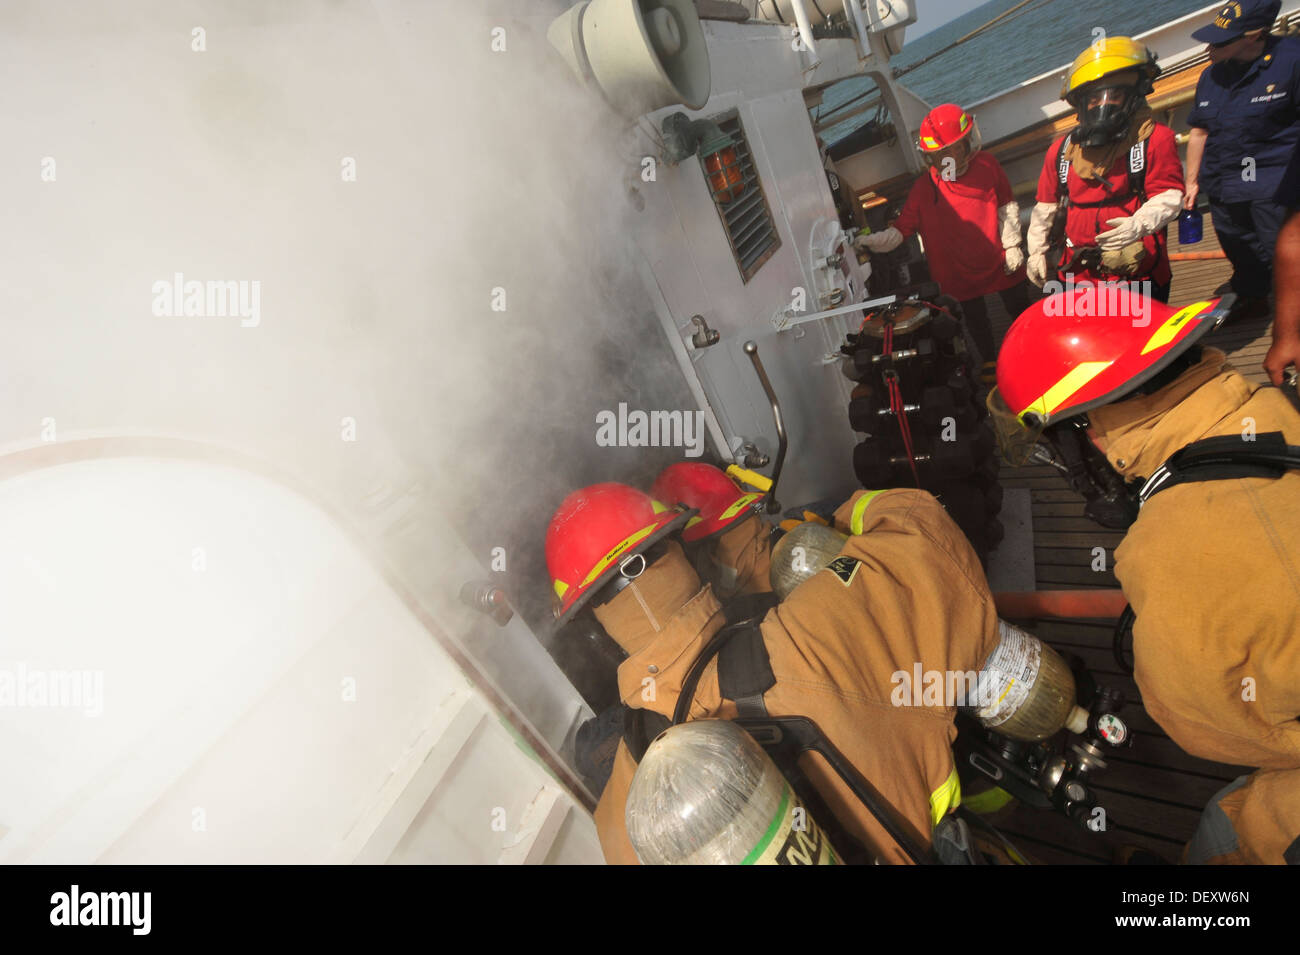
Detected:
left=622, top=706, right=671, bottom=765
left=717, top=623, right=776, bottom=719
left=654, top=591, right=933, bottom=865
left=623, top=591, right=780, bottom=764
left=732, top=714, right=932, bottom=865
left=669, top=592, right=779, bottom=725
left=1048, top=133, right=1151, bottom=278
left=1055, top=133, right=1150, bottom=209
left=1137, top=432, right=1300, bottom=505
left=1113, top=432, right=1300, bottom=674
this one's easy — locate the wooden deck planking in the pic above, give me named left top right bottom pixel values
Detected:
left=976, top=221, right=1271, bottom=862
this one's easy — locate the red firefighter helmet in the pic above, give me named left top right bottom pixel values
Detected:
left=650, top=463, right=764, bottom=543
left=917, top=104, right=981, bottom=169
left=991, top=288, right=1232, bottom=455
left=545, top=483, right=694, bottom=626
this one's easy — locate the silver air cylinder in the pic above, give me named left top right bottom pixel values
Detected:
left=625, top=719, right=838, bottom=864
left=769, top=522, right=849, bottom=601
left=973, top=620, right=1089, bottom=742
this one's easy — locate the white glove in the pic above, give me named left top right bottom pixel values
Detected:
left=1095, top=215, right=1144, bottom=251
left=1131, top=188, right=1184, bottom=236
left=997, top=201, right=1025, bottom=274
left=1027, top=252, right=1049, bottom=288
left=855, top=226, right=904, bottom=254
left=1095, top=189, right=1184, bottom=250
left=997, top=201, right=1022, bottom=249
left=1003, top=246, right=1026, bottom=274
left=1026, top=202, right=1058, bottom=258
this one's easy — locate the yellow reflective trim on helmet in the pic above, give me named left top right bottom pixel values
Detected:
left=650, top=499, right=668, bottom=514
left=929, top=766, right=962, bottom=829
left=719, top=492, right=764, bottom=521
left=1020, top=361, right=1114, bottom=421
left=553, top=579, right=570, bottom=599
left=1140, top=301, right=1211, bottom=356
left=579, top=522, right=660, bottom=589
left=959, top=113, right=970, bottom=132
left=920, top=136, right=940, bottom=149
left=849, top=489, right=889, bottom=535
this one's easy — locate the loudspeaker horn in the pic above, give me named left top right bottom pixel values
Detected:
left=548, top=0, right=711, bottom=118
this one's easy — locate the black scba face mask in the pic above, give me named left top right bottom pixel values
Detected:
left=1040, top=420, right=1141, bottom=530
left=1074, top=84, right=1142, bottom=148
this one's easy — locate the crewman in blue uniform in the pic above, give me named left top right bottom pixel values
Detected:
left=1184, top=0, right=1300, bottom=322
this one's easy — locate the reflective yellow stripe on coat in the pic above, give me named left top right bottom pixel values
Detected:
left=849, top=489, right=889, bottom=534
left=929, top=767, right=962, bottom=829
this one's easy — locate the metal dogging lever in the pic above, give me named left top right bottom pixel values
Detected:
left=742, top=341, right=787, bottom=514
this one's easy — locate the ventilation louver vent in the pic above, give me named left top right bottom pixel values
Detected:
left=703, top=113, right=781, bottom=283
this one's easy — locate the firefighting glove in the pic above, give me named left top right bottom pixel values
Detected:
left=1100, top=241, right=1147, bottom=276
left=1027, top=252, right=1049, bottom=288
left=855, top=226, right=904, bottom=254
left=1095, top=216, right=1144, bottom=251
left=1025, top=202, right=1057, bottom=287
left=1096, top=189, right=1183, bottom=251
left=998, top=202, right=1025, bottom=275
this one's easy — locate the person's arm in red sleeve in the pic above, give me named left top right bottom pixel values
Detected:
left=1096, top=125, right=1184, bottom=253
left=1034, top=141, right=1060, bottom=205
left=992, top=157, right=1024, bottom=274
left=856, top=177, right=922, bottom=254
left=993, top=156, right=1014, bottom=206
left=892, top=178, right=922, bottom=239
left=1144, top=124, right=1186, bottom=197
left=1026, top=142, right=1063, bottom=286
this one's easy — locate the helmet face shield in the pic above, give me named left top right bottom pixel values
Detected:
left=1085, top=87, right=1131, bottom=111
left=919, top=120, right=981, bottom=176
left=1070, top=69, right=1145, bottom=147
left=987, top=387, right=1046, bottom=466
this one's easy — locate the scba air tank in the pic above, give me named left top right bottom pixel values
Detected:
left=769, top=522, right=850, bottom=601
left=973, top=620, right=1089, bottom=742
left=625, top=720, right=838, bottom=865
left=770, top=524, right=1085, bottom=743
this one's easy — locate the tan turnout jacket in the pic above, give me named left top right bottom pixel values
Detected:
left=591, top=488, right=999, bottom=864
left=1089, top=349, right=1300, bottom=864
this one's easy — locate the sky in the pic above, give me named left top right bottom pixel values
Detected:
left=910, top=0, right=988, bottom=39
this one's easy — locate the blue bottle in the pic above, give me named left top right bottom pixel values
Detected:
left=1179, top=209, right=1203, bottom=245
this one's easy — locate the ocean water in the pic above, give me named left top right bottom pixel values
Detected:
left=819, top=0, right=1214, bottom=144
